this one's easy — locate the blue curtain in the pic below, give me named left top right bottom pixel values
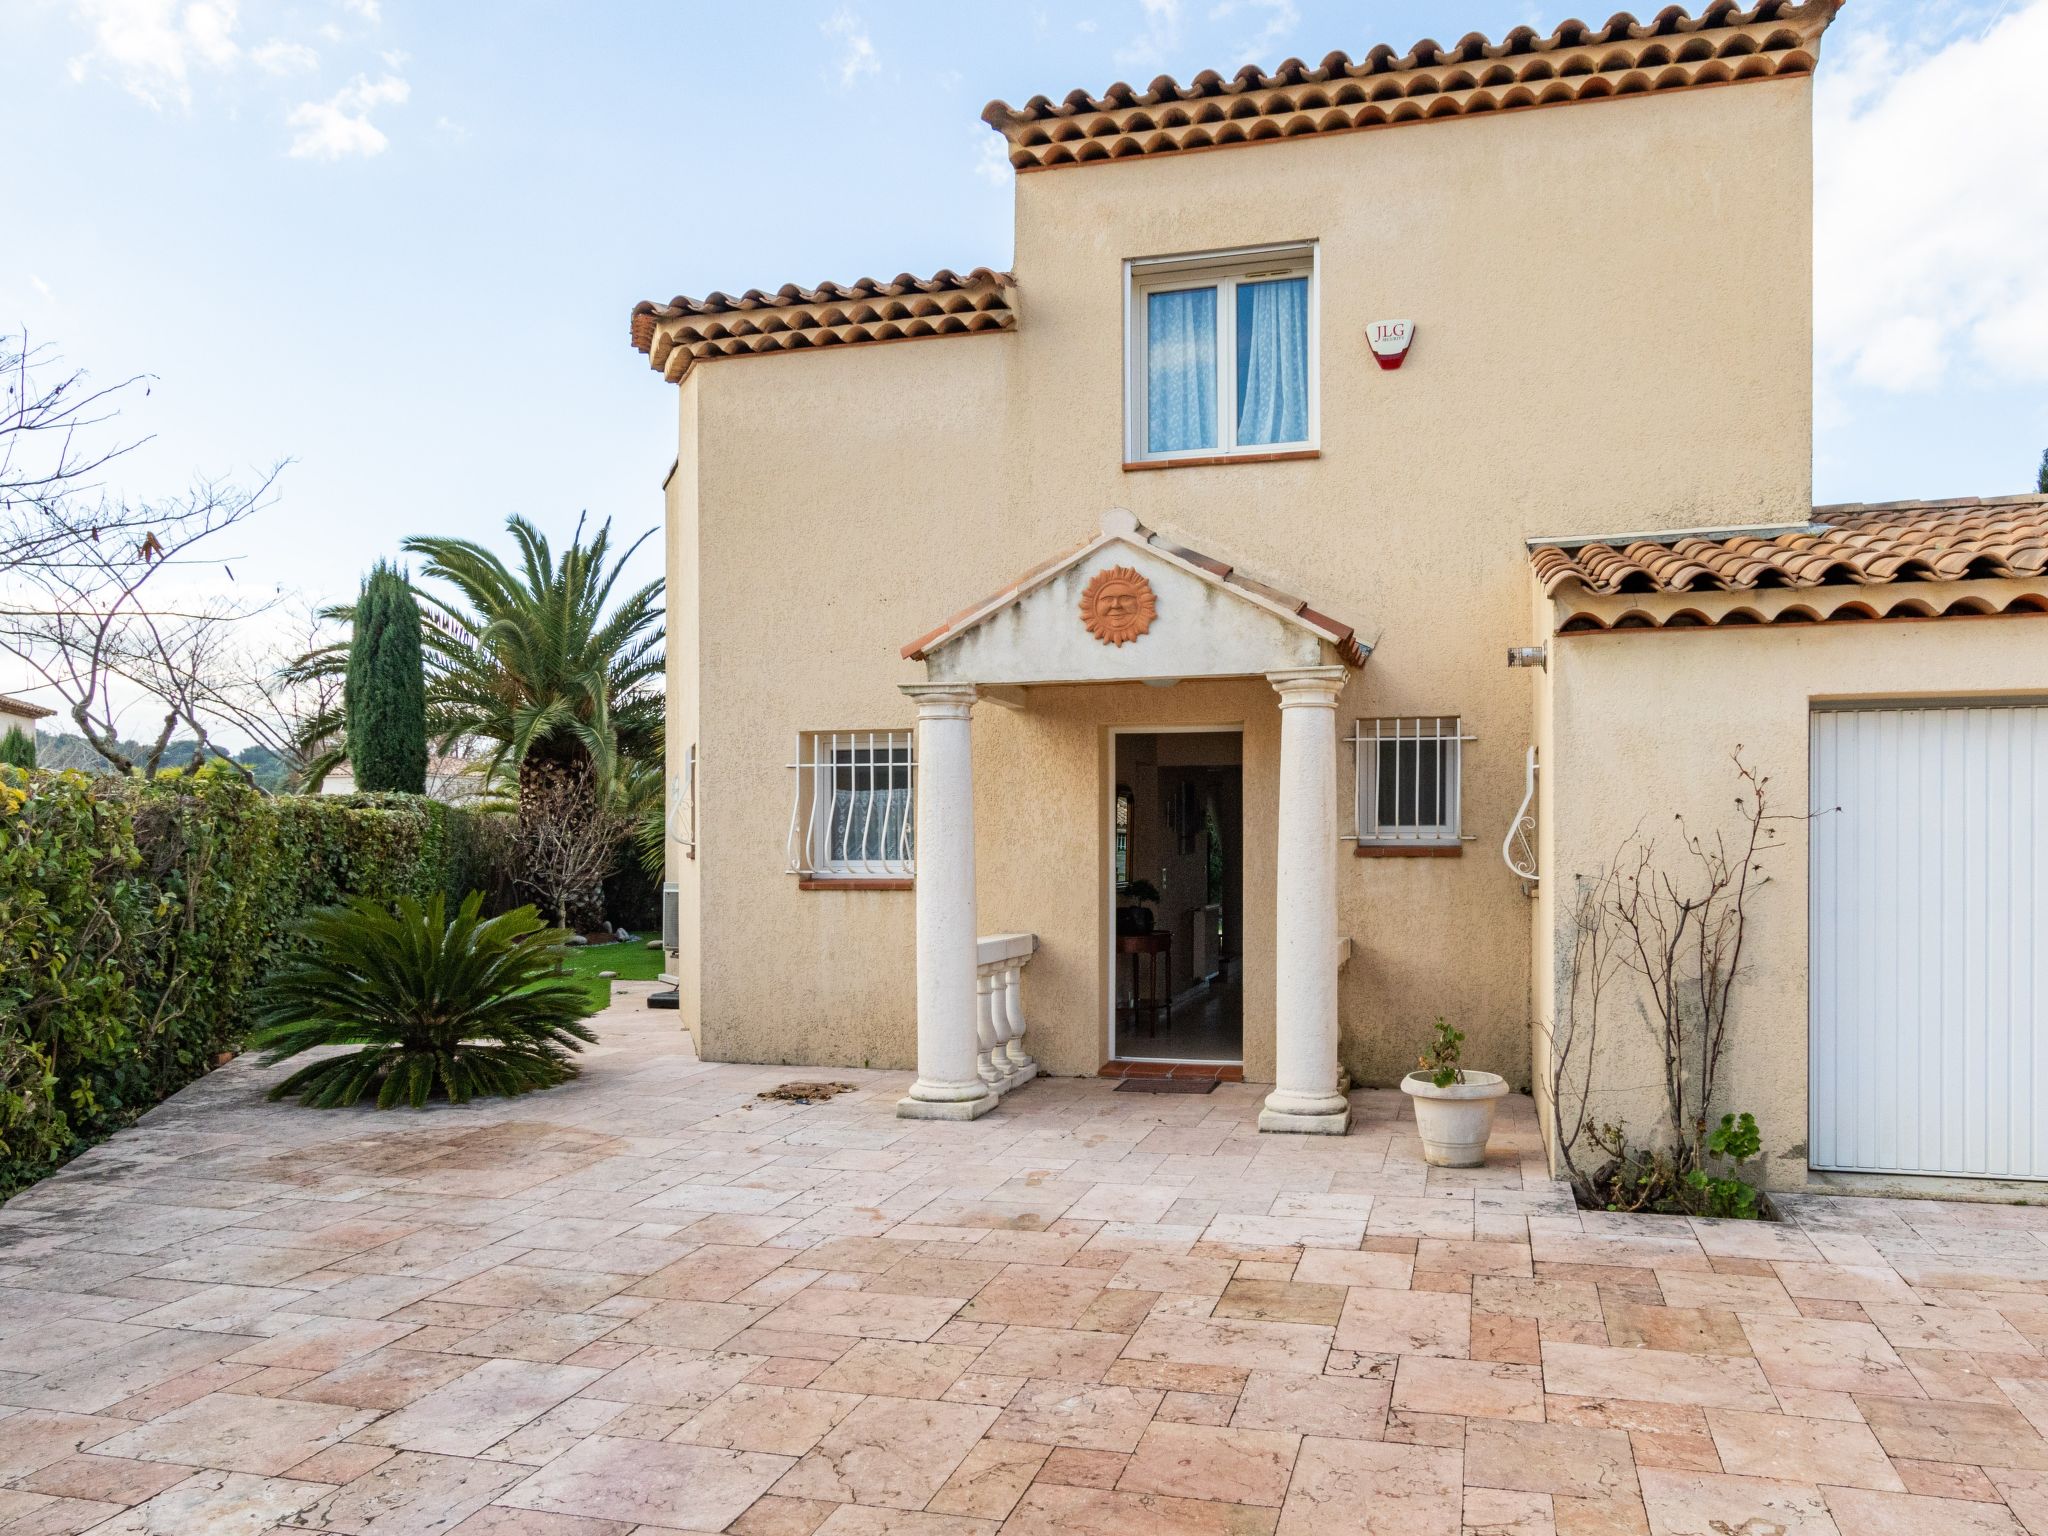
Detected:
left=1235, top=277, right=1309, bottom=446
left=1146, top=287, right=1217, bottom=453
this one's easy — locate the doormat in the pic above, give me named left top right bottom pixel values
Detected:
left=1114, top=1076, right=1218, bottom=1094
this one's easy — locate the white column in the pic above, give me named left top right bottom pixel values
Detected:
left=898, top=682, right=996, bottom=1120
left=1259, top=665, right=1351, bottom=1135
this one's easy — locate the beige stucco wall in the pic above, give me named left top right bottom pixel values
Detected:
left=1540, top=596, right=2048, bottom=1190
left=662, top=77, right=1815, bottom=1084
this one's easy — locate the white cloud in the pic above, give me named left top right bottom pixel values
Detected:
left=1816, top=2, right=2048, bottom=392
left=1117, top=0, right=1183, bottom=70
left=974, top=131, right=1010, bottom=186
left=286, top=71, right=408, bottom=159
left=30, top=275, right=53, bottom=301
left=66, top=0, right=242, bottom=107
left=822, top=8, right=879, bottom=87
left=250, top=37, right=317, bottom=74
left=337, top=0, right=380, bottom=22
left=1208, top=0, right=1298, bottom=57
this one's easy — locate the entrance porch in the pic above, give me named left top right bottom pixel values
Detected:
left=895, top=509, right=1370, bottom=1133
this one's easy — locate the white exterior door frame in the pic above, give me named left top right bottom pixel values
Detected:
left=1106, top=723, right=1245, bottom=1066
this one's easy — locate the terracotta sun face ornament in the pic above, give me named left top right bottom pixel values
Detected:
left=1080, top=565, right=1157, bottom=646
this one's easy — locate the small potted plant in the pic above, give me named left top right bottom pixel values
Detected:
left=1400, top=1018, right=1509, bottom=1167
left=1116, top=878, right=1161, bottom=936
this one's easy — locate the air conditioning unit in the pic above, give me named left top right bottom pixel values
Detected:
left=661, top=882, right=679, bottom=954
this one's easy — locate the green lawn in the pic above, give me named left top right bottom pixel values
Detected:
left=551, top=932, right=664, bottom=1010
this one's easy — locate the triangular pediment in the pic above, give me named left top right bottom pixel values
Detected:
left=903, top=510, right=1367, bottom=688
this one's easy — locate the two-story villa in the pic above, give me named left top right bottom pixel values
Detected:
left=633, top=1, right=2048, bottom=1190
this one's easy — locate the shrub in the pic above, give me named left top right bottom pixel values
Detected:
left=249, top=892, right=596, bottom=1108
left=1417, top=1017, right=1465, bottom=1088
left=0, top=771, right=524, bottom=1196
left=344, top=562, right=429, bottom=795
left=0, top=728, right=34, bottom=770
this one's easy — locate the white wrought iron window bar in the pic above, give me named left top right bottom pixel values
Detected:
left=1348, top=716, right=1475, bottom=846
left=786, top=731, right=916, bottom=879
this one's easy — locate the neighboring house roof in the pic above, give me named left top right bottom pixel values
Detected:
left=1531, top=496, right=2048, bottom=597
left=631, top=268, right=1016, bottom=381
left=984, top=1, right=1840, bottom=172
left=903, top=510, right=1371, bottom=670
left=0, top=692, right=56, bottom=720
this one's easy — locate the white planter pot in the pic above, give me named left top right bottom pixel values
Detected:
left=1401, top=1070, right=1509, bottom=1167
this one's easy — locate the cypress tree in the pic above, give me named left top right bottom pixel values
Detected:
left=0, top=727, right=34, bottom=770
left=344, top=562, right=428, bottom=794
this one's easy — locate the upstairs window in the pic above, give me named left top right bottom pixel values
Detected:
left=1127, top=244, right=1317, bottom=463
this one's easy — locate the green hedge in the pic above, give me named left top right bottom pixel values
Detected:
left=0, top=764, right=516, bottom=1198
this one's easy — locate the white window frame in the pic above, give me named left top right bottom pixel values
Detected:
left=786, top=730, right=915, bottom=881
left=1124, top=241, right=1320, bottom=465
left=1349, top=716, right=1474, bottom=848
left=669, top=743, right=697, bottom=861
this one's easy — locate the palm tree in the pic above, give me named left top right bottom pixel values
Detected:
left=405, top=514, right=662, bottom=784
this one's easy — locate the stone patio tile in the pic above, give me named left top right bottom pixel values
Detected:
left=431, top=1268, right=634, bottom=1314
left=804, top=1340, right=980, bottom=1399
left=355, top=1360, right=603, bottom=1457
left=1464, top=1420, right=1638, bottom=1502
left=1636, top=1469, right=1837, bottom=1536
left=674, top=1385, right=864, bottom=1455
left=1688, top=1221, right=1825, bottom=1263
left=0, top=1410, right=133, bottom=1480
left=1542, top=1340, right=1776, bottom=1411
left=1065, top=1185, right=1186, bottom=1226
left=500, top=1435, right=790, bottom=1531
left=1124, top=1314, right=1333, bottom=1374
left=1332, top=1287, right=1469, bottom=1359
left=1458, top=1487, right=1555, bottom=1536
left=1231, top=1370, right=1388, bottom=1440
left=1205, top=1215, right=1366, bottom=1251
left=1286, top=1249, right=1413, bottom=1290
left=81, top=1468, right=334, bottom=1534
left=1276, top=1436, right=1460, bottom=1536
left=1769, top=1263, right=1919, bottom=1305
left=1739, top=1315, right=1925, bottom=1397
left=223, top=1316, right=418, bottom=1373
left=286, top=1347, right=483, bottom=1412
left=1001, top=1482, right=1278, bottom=1536
left=449, top=1311, right=624, bottom=1365
left=96, top=1391, right=372, bottom=1474
left=724, top=1495, right=837, bottom=1536
left=1414, top=1240, right=1532, bottom=1279
left=11, top=1452, right=196, bottom=1506
left=862, top=1259, right=1006, bottom=1299
left=971, top=1326, right=1126, bottom=1383
left=1602, top=1302, right=1751, bottom=1357
left=1391, top=1357, right=1543, bottom=1421
left=1037, top=1447, right=1129, bottom=1487
left=1856, top=1395, right=2048, bottom=1469
left=1652, top=1270, right=1799, bottom=1316
left=1117, top=1421, right=1298, bottom=1507
left=771, top=1396, right=998, bottom=1508
left=0, top=1488, right=125, bottom=1532
left=0, top=1318, right=156, bottom=1377
left=1108, top=1254, right=1238, bottom=1297
left=762, top=1289, right=962, bottom=1342
left=990, top=1381, right=1163, bottom=1452
left=1212, top=1280, right=1343, bottom=1327
left=602, top=1299, right=763, bottom=1349
left=1818, top=1485, right=2025, bottom=1534
left=1865, top=1304, right=2040, bottom=1356
left=924, top=1437, right=1049, bottom=1519
left=627, top=1245, right=795, bottom=1302
left=4, top=1326, right=255, bottom=1415
left=129, top=1283, right=307, bottom=1334
left=809, top=1508, right=1000, bottom=1536
left=285, top=1442, right=399, bottom=1483
left=957, top=1267, right=1104, bottom=1328
left=308, top=1450, right=529, bottom=1536
left=1703, top=1409, right=1903, bottom=1489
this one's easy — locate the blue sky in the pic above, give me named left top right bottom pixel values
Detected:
left=2, top=0, right=2044, bottom=720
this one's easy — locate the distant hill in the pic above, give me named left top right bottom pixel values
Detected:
left=34, top=731, right=291, bottom=792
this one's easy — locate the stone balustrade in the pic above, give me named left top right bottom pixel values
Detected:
left=974, top=932, right=1038, bottom=1096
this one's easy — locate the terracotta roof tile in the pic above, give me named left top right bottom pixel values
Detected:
left=983, top=1, right=1839, bottom=171
left=630, top=268, right=1015, bottom=380
left=0, top=692, right=55, bottom=720
left=1531, top=495, right=2048, bottom=597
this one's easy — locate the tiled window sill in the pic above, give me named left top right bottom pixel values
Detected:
left=797, top=878, right=913, bottom=891
left=1122, top=449, right=1320, bottom=472
left=1355, top=844, right=1463, bottom=859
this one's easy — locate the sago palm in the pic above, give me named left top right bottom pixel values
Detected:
left=248, top=891, right=597, bottom=1108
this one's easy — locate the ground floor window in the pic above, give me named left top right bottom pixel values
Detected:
left=1351, top=716, right=1469, bottom=847
left=787, top=731, right=914, bottom=879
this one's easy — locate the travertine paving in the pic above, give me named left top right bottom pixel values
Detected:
left=6, top=984, right=2048, bottom=1534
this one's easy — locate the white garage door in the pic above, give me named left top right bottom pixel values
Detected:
left=1810, top=702, right=2048, bottom=1179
